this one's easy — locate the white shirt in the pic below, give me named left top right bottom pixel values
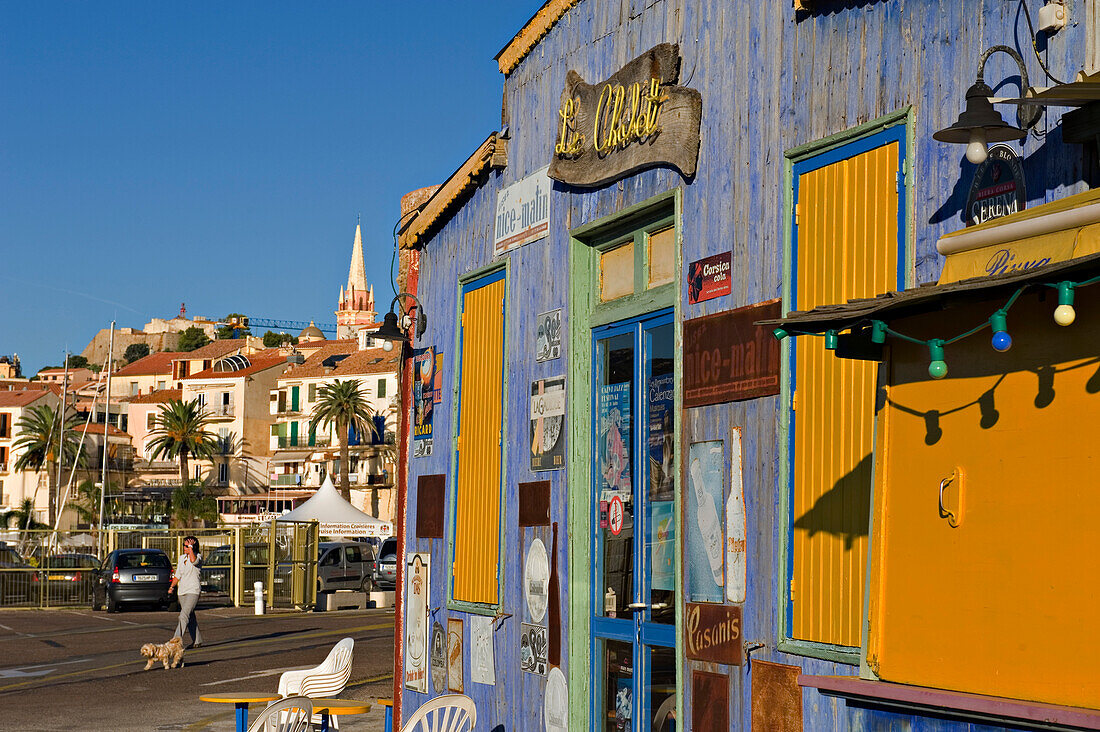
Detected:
left=175, top=552, right=203, bottom=596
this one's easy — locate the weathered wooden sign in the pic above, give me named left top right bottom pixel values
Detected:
left=684, top=299, right=782, bottom=407
left=686, top=602, right=743, bottom=665
left=549, top=43, right=702, bottom=188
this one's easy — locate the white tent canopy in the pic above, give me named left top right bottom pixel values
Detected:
left=276, top=477, right=392, bottom=538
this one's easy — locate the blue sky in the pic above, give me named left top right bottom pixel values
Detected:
left=1, top=2, right=537, bottom=374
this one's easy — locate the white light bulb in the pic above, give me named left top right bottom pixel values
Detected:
left=382, top=339, right=394, bottom=352
left=1054, top=304, right=1076, bottom=326
left=965, top=128, right=989, bottom=165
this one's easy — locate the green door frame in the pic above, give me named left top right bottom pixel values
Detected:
left=568, top=188, right=682, bottom=731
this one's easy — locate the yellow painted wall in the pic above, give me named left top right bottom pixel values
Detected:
left=792, top=142, right=899, bottom=646
left=452, top=277, right=506, bottom=604
left=866, top=290, right=1100, bottom=708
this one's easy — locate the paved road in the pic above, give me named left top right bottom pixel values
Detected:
left=0, top=602, right=396, bottom=731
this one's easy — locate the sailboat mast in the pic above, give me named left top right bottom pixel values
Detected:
left=98, top=322, right=114, bottom=538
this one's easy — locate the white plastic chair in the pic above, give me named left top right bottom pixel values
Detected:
left=277, top=637, right=354, bottom=697
left=278, top=637, right=353, bottom=728
left=401, top=694, right=476, bottom=732
left=247, top=696, right=312, bottom=732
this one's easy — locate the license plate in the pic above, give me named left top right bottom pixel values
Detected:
left=134, top=574, right=157, bottom=581
left=48, top=574, right=68, bottom=581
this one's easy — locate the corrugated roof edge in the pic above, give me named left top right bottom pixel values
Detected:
left=495, top=0, right=581, bottom=76
left=757, top=252, right=1100, bottom=332
left=399, top=133, right=505, bottom=250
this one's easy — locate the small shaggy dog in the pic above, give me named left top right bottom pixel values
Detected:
left=140, top=636, right=185, bottom=670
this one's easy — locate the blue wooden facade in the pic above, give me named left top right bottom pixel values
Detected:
left=397, top=1, right=1095, bottom=730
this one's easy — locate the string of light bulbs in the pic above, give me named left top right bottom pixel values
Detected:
left=772, top=274, right=1100, bottom=380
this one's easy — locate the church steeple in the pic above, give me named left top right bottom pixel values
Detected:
left=347, top=218, right=367, bottom=295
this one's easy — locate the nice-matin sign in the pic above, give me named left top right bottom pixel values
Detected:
left=549, top=43, right=702, bottom=188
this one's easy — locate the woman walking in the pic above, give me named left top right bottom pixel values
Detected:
left=169, top=536, right=204, bottom=648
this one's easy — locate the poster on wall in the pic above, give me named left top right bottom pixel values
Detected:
left=688, top=251, right=732, bottom=304
left=536, top=309, right=562, bottom=362
left=647, top=372, right=675, bottom=502
left=412, top=347, right=442, bottom=458
left=494, top=165, right=551, bottom=255
left=726, top=429, right=747, bottom=603
left=520, top=623, right=548, bottom=675
left=403, top=553, right=430, bottom=692
left=650, top=500, right=675, bottom=592
left=530, top=377, right=566, bottom=471
left=598, top=382, right=632, bottom=501
left=470, top=615, right=496, bottom=685
left=687, top=441, right=725, bottom=602
left=430, top=622, right=447, bottom=693
left=447, top=617, right=464, bottom=693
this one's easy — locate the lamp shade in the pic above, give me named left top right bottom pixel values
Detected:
left=932, top=81, right=1027, bottom=144
left=368, top=310, right=410, bottom=346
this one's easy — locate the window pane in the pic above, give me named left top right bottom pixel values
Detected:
left=597, top=332, right=634, bottom=618
left=600, top=242, right=634, bottom=302
left=647, top=226, right=675, bottom=288
left=600, top=639, right=634, bottom=731
left=647, top=645, right=677, bottom=732
left=645, top=322, right=675, bottom=624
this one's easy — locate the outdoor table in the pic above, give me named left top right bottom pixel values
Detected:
left=311, top=698, right=372, bottom=732
left=199, top=691, right=281, bottom=732
left=378, top=698, right=394, bottom=732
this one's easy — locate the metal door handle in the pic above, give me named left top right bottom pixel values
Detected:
left=627, top=602, right=648, bottom=610
left=938, top=468, right=964, bottom=528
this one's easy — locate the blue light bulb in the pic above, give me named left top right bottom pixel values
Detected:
left=991, top=331, right=1012, bottom=352
left=989, top=311, right=1012, bottom=352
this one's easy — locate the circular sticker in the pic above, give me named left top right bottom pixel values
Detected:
left=524, top=538, right=550, bottom=623
left=544, top=666, right=568, bottom=732
left=608, top=496, right=624, bottom=536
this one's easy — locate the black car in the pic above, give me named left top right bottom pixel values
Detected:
left=373, top=537, right=397, bottom=590
left=33, top=553, right=99, bottom=604
left=91, top=548, right=173, bottom=613
left=0, top=543, right=32, bottom=605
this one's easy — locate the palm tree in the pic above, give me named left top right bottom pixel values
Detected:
left=309, top=380, right=378, bottom=501
left=72, top=479, right=123, bottom=528
left=1, top=499, right=48, bottom=532
left=169, top=480, right=218, bottom=529
left=12, top=404, right=84, bottom=527
left=146, top=398, right=217, bottom=486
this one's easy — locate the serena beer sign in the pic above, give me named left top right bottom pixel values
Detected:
left=549, top=43, right=702, bottom=188
left=683, top=300, right=781, bottom=407
left=495, top=166, right=551, bottom=255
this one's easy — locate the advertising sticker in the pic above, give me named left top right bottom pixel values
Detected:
left=536, top=309, right=562, bottom=362
left=412, top=347, right=442, bottom=458
left=494, top=165, right=551, bottom=255
left=471, top=615, right=496, bottom=685
left=688, top=251, right=733, bottom=304
left=447, top=618, right=464, bottom=693
left=598, top=382, right=632, bottom=499
left=430, top=622, right=447, bottom=693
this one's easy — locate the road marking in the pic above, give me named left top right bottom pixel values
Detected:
left=0, top=658, right=90, bottom=679
left=0, top=623, right=13, bottom=631
left=200, top=668, right=289, bottom=686
left=0, top=620, right=394, bottom=692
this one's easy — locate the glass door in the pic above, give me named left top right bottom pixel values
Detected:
left=592, top=310, right=676, bottom=732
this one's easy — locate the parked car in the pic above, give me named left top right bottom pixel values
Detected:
left=0, top=543, right=32, bottom=605
left=317, top=541, right=376, bottom=594
left=33, top=553, right=99, bottom=603
left=91, top=548, right=173, bottom=613
left=372, top=537, right=397, bottom=590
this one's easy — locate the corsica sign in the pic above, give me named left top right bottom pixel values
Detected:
left=549, top=43, right=702, bottom=188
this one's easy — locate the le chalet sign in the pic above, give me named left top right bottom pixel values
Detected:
left=550, top=43, right=702, bottom=188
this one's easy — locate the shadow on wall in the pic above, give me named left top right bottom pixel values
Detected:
left=794, top=0, right=886, bottom=17
left=792, top=453, right=871, bottom=550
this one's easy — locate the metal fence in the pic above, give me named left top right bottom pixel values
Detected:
left=0, top=521, right=319, bottom=610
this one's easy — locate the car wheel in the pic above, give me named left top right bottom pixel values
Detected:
left=360, top=576, right=374, bottom=594
left=91, top=589, right=103, bottom=612
left=106, top=592, right=119, bottom=614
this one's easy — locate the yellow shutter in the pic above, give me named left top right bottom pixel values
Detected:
left=792, top=141, right=899, bottom=647
left=453, top=276, right=506, bottom=604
